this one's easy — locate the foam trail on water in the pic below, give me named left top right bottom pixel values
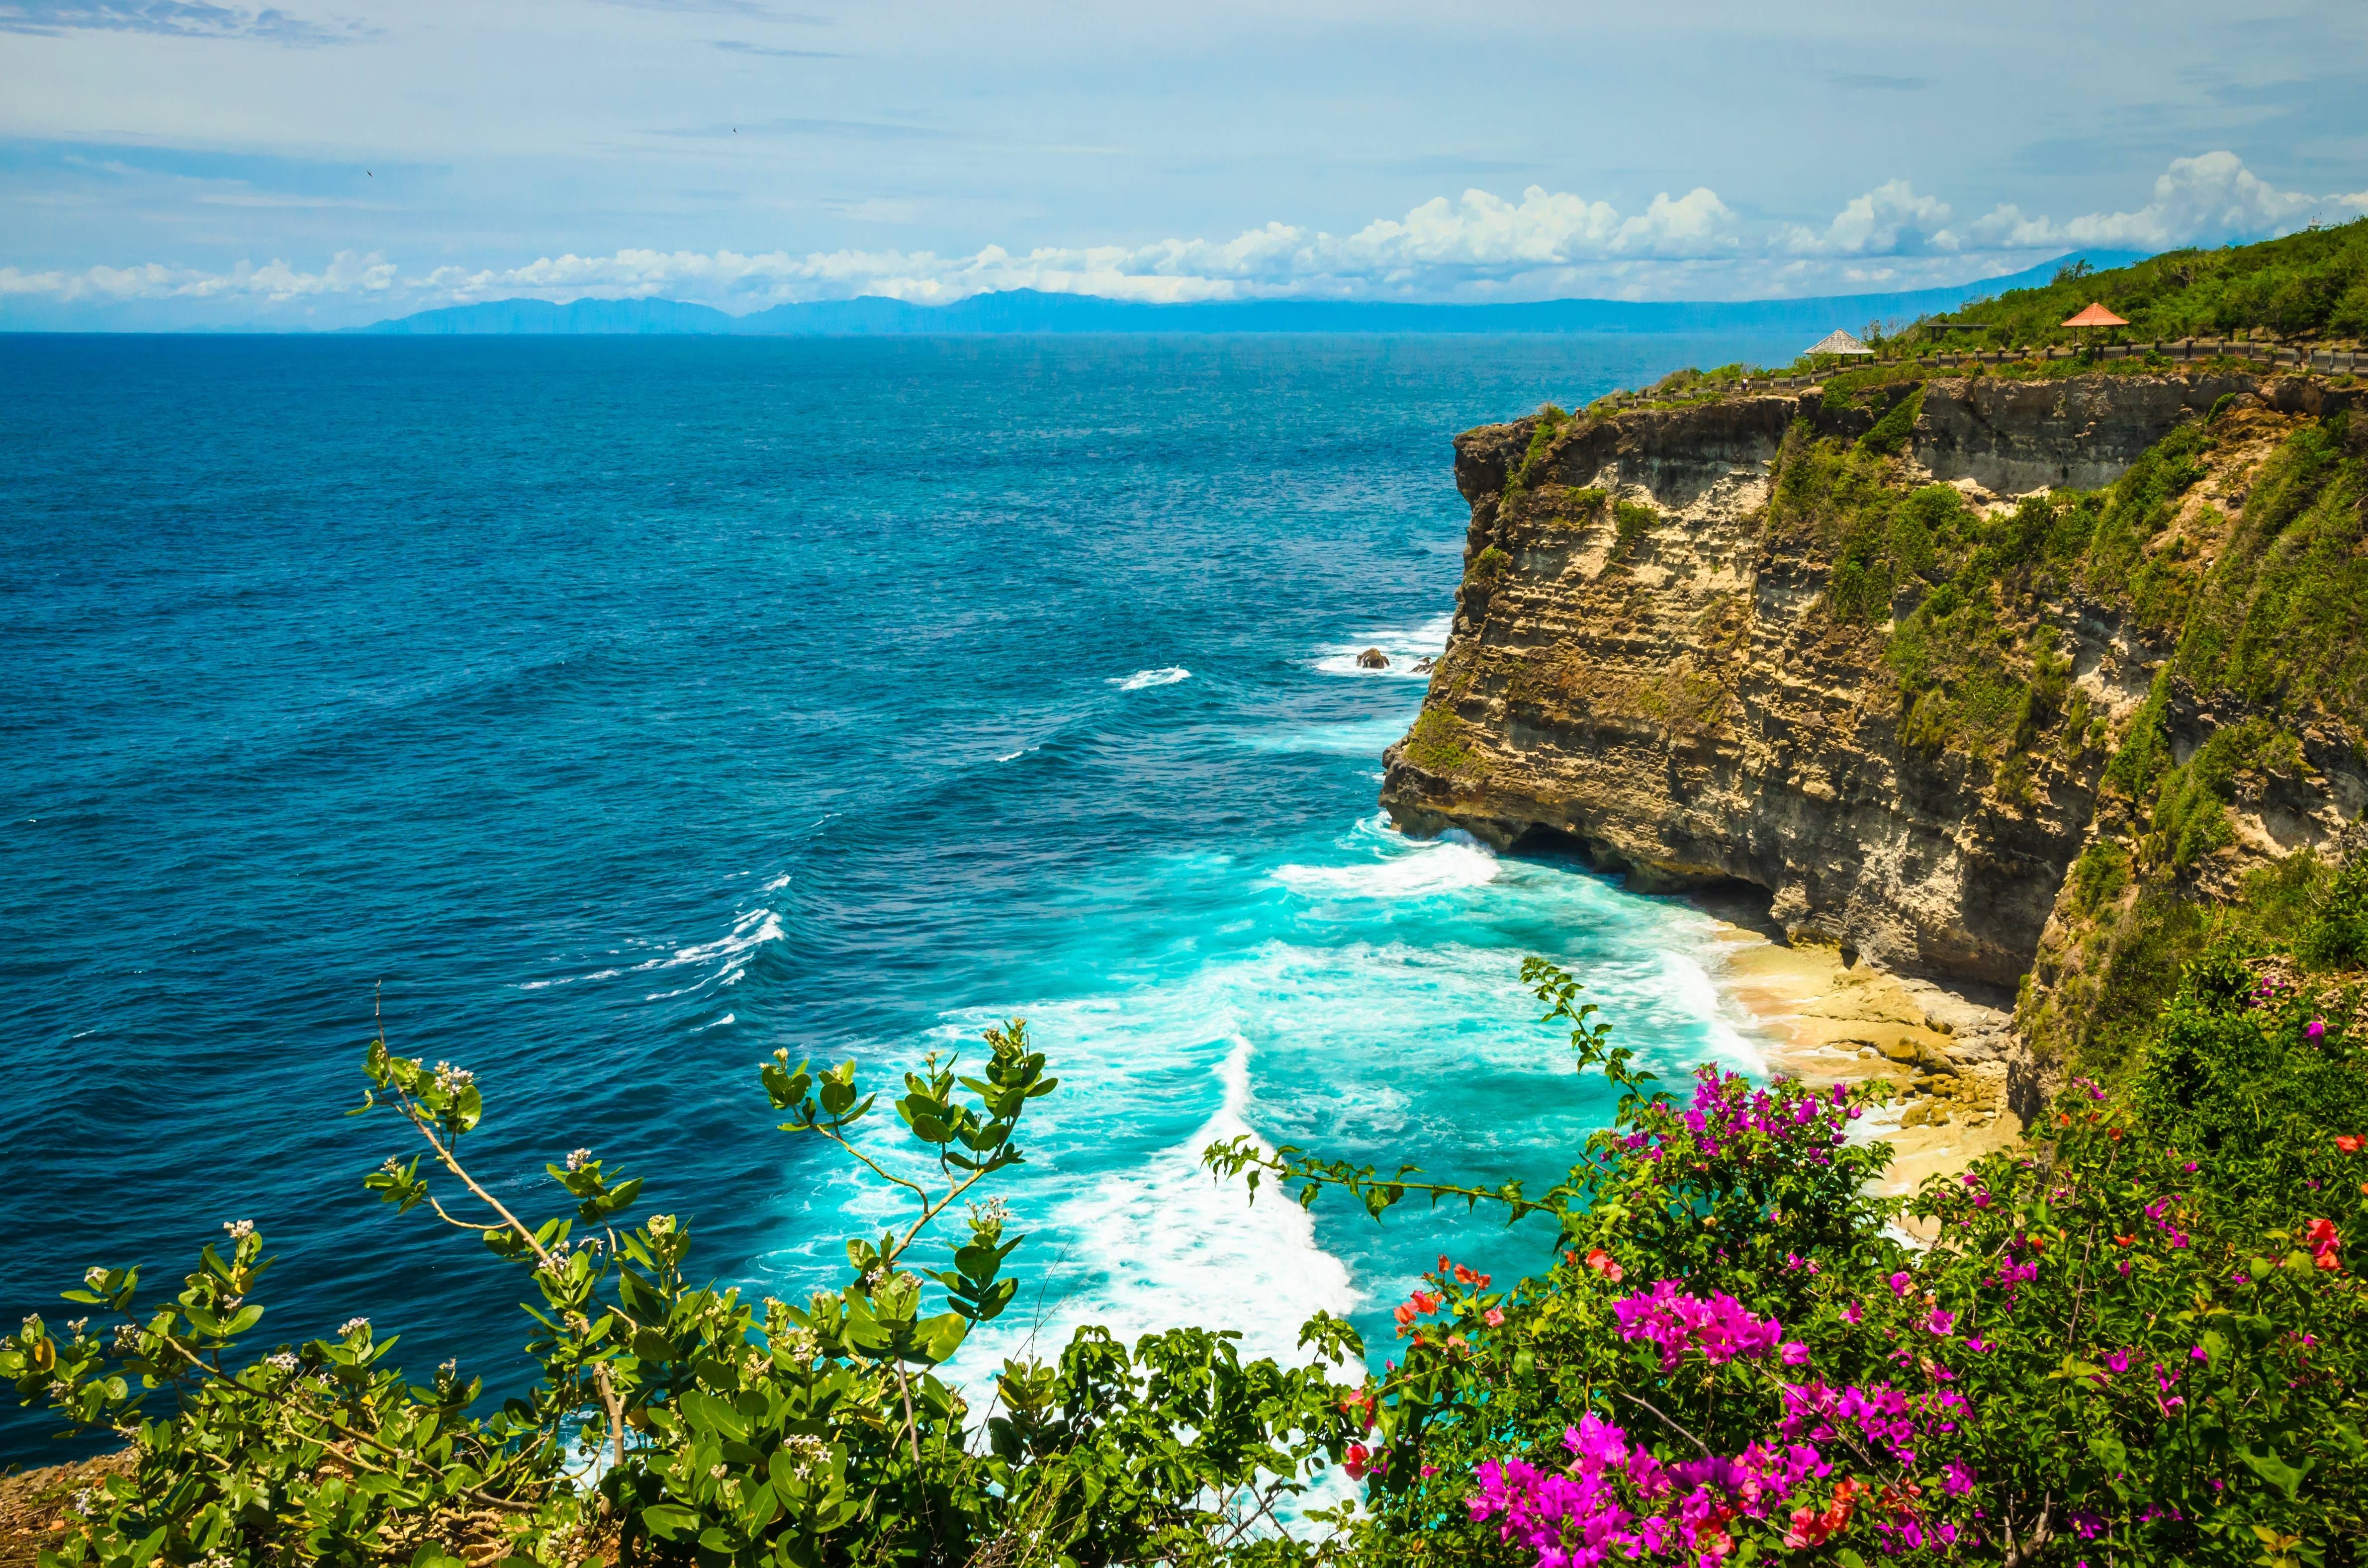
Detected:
left=1112, top=666, right=1191, bottom=690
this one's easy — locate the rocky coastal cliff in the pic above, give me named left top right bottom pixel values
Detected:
left=1384, top=368, right=2368, bottom=1090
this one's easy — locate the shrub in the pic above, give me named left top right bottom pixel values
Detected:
left=1857, top=386, right=1924, bottom=458
left=12, top=946, right=2368, bottom=1568
left=1611, top=502, right=1656, bottom=560
left=3, top=1024, right=1360, bottom=1568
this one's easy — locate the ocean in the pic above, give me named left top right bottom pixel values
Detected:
left=0, top=331, right=1798, bottom=1461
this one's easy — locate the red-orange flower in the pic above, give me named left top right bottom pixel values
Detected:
left=1584, top=1248, right=1625, bottom=1283
left=2338, top=1134, right=2364, bottom=1154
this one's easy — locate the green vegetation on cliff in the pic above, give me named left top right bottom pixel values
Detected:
left=1757, top=373, right=2368, bottom=1081
left=1938, top=218, right=2368, bottom=344
left=2026, top=409, right=2366, bottom=1075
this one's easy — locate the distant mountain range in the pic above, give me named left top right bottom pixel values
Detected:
left=358, top=252, right=2149, bottom=338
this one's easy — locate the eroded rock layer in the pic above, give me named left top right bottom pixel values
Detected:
left=1382, top=372, right=2366, bottom=1010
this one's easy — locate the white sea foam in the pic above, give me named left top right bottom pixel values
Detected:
left=515, top=965, right=622, bottom=991
left=1112, top=666, right=1191, bottom=691
left=995, top=743, right=1042, bottom=763
left=692, top=1012, right=736, bottom=1031
left=1239, top=713, right=1409, bottom=757
left=1273, top=816, right=1497, bottom=898
left=755, top=807, right=1796, bottom=1469
left=1274, top=840, right=1498, bottom=899
left=947, top=1034, right=1359, bottom=1384
left=1310, top=610, right=1454, bottom=678
left=761, top=873, right=791, bottom=893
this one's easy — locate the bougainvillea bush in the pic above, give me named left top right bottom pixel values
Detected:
left=1219, top=955, right=2368, bottom=1568
left=8, top=932, right=2368, bottom=1567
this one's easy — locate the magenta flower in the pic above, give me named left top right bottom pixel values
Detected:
left=1925, top=1308, right=1957, bottom=1337
left=1942, top=1459, right=1975, bottom=1496
left=1888, top=1271, right=1913, bottom=1298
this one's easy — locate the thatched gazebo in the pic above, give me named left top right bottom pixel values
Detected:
left=1806, top=329, right=1875, bottom=357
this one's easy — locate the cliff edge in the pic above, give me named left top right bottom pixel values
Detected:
left=1384, top=367, right=2368, bottom=1084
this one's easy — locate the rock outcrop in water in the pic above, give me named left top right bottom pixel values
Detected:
left=1383, top=369, right=2368, bottom=1084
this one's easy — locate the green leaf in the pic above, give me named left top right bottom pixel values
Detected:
left=918, top=1313, right=969, bottom=1365
left=2237, top=1444, right=2313, bottom=1499
left=681, top=1389, right=749, bottom=1442
left=641, top=1505, right=701, bottom=1542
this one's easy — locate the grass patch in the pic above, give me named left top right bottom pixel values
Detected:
left=1403, top=707, right=1487, bottom=782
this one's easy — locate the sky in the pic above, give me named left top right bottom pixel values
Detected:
left=2, top=0, right=2366, bottom=328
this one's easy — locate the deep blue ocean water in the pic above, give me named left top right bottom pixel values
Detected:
left=1, top=332, right=1797, bottom=1461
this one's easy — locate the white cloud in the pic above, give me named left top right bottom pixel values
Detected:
left=0, top=249, right=396, bottom=301
left=1786, top=178, right=1958, bottom=256
left=7, top=155, right=2363, bottom=322
left=1958, top=151, right=2368, bottom=251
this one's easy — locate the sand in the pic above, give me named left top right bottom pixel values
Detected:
left=1700, top=922, right=2027, bottom=1200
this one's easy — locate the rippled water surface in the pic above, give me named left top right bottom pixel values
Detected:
left=1, top=332, right=1796, bottom=1459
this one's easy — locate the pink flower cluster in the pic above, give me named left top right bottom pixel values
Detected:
left=1619, top=1070, right=1858, bottom=1169
left=1777, top=1381, right=1968, bottom=1469
left=1468, top=1413, right=1838, bottom=1567
left=1612, top=1282, right=1809, bottom=1372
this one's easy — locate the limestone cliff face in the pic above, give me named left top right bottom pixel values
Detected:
left=1382, top=372, right=2365, bottom=1009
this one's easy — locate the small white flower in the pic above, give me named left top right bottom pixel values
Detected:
left=338, top=1317, right=370, bottom=1337
left=112, top=1324, right=140, bottom=1354
left=221, top=1296, right=243, bottom=1310
left=379, top=1156, right=404, bottom=1175
left=264, top=1352, right=299, bottom=1374
left=968, top=1198, right=1012, bottom=1226
left=222, top=1220, right=255, bottom=1241
left=71, top=1487, right=100, bottom=1515
left=19, top=1315, right=37, bottom=1335
left=439, top=1358, right=457, bottom=1377
left=66, top=1318, right=89, bottom=1337
left=708, top=1463, right=728, bottom=1481
left=777, top=1434, right=831, bottom=1481
left=84, top=1267, right=107, bottom=1289
left=565, top=1147, right=593, bottom=1172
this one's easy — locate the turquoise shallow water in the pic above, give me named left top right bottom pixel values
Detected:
left=0, top=332, right=1795, bottom=1460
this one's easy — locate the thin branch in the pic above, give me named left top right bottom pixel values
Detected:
left=394, top=1100, right=559, bottom=1273
left=1610, top=1391, right=1713, bottom=1458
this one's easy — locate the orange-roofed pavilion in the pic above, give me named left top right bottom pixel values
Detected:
left=2062, top=302, right=2129, bottom=328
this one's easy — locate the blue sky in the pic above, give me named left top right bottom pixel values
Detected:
left=2, top=0, right=2366, bottom=327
